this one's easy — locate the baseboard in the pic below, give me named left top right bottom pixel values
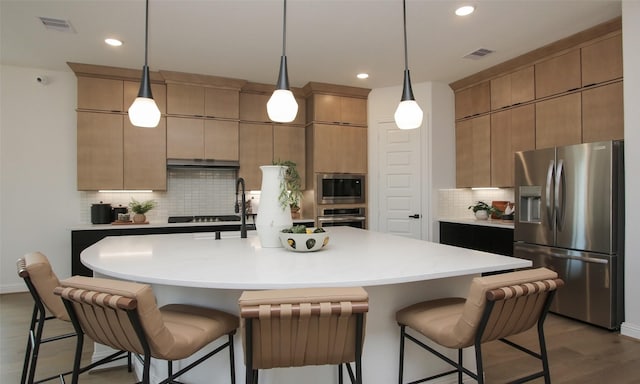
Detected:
left=620, top=321, right=640, bottom=340
left=1, top=284, right=27, bottom=294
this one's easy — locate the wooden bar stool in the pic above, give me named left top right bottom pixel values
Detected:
left=239, top=287, right=369, bottom=384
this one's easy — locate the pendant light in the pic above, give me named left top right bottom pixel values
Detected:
left=267, top=0, right=298, bottom=123
left=394, top=0, right=423, bottom=130
left=128, top=0, right=161, bottom=128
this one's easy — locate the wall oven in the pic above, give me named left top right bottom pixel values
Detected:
left=317, top=174, right=365, bottom=205
left=317, top=207, right=366, bottom=229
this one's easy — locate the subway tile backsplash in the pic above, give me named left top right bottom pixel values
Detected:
left=79, top=169, right=238, bottom=224
left=437, top=188, right=515, bottom=219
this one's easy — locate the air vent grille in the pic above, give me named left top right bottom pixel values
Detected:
left=39, top=17, right=75, bottom=33
left=463, top=48, right=494, bottom=60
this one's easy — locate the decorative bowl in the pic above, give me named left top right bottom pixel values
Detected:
left=279, top=230, right=330, bottom=252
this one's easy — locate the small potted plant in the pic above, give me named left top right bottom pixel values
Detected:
left=468, top=201, right=502, bottom=220
left=129, top=198, right=156, bottom=223
left=274, top=160, right=303, bottom=218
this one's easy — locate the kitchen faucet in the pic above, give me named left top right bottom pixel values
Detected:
left=235, top=177, right=247, bottom=239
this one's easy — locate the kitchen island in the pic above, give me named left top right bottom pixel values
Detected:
left=81, top=227, right=530, bottom=384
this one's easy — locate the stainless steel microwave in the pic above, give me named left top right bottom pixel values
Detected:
left=317, top=174, right=365, bottom=204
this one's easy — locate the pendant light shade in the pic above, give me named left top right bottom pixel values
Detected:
left=395, top=0, right=423, bottom=130
left=128, top=0, right=160, bottom=128
left=267, top=0, right=298, bottom=123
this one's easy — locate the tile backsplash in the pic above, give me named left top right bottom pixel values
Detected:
left=437, top=188, right=515, bottom=219
left=79, top=169, right=239, bottom=224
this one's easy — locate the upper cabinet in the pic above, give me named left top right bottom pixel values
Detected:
left=70, top=63, right=168, bottom=191
left=535, top=50, right=581, bottom=98
left=450, top=18, right=623, bottom=188
left=582, top=81, right=624, bottom=143
left=490, top=67, right=534, bottom=110
left=581, top=34, right=623, bottom=87
left=303, top=82, right=370, bottom=176
left=166, top=83, right=240, bottom=119
left=455, top=81, right=490, bottom=119
left=304, top=82, right=368, bottom=126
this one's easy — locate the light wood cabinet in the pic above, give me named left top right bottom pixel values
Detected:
left=581, top=34, right=623, bottom=87
left=166, top=84, right=205, bottom=116
left=273, top=125, right=306, bottom=187
left=307, top=94, right=367, bottom=126
left=167, top=117, right=239, bottom=161
left=536, top=93, right=582, bottom=149
left=77, top=77, right=123, bottom=112
left=123, top=117, right=167, bottom=190
left=455, top=81, right=491, bottom=120
left=237, top=123, right=306, bottom=190
left=205, top=88, right=239, bottom=119
left=490, top=67, right=534, bottom=110
left=77, top=112, right=124, bottom=190
left=535, top=50, right=581, bottom=98
left=239, top=123, right=274, bottom=190
left=77, top=112, right=167, bottom=191
left=490, top=105, right=535, bottom=187
left=455, top=116, right=491, bottom=188
left=204, top=120, right=239, bottom=161
left=582, top=81, right=624, bottom=142
left=310, top=124, right=367, bottom=174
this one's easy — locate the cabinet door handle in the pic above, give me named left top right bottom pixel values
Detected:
left=408, top=214, right=420, bottom=219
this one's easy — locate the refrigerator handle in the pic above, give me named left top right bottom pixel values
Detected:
left=555, top=159, right=565, bottom=231
left=546, top=160, right=555, bottom=227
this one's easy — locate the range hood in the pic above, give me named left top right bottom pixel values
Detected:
left=167, top=159, right=240, bottom=170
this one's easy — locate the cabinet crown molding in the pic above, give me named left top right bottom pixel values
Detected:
left=67, top=62, right=164, bottom=83
left=241, top=81, right=305, bottom=98
left=160, top=70, right=247, bottom=90
left=303, top=81, right=370, bottom=98
left=449, top=16, right=621, bottom=91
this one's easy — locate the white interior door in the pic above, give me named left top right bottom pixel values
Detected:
left=377, top=121, right=422, bottom=239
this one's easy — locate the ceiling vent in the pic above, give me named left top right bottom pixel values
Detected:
left=463, top=48, right=494, bottom=60
left=38, top=17, right=76, bottom=33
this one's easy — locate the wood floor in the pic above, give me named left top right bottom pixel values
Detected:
left=2, top=292, right=640, bottom=383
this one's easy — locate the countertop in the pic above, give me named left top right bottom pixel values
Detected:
left=71, top=218, right=314, bottom=231
left=439, top=217, right=515, bottom=229
left=81, top=226, right=530, bottom=289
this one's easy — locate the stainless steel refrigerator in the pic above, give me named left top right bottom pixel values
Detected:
left=514, top=140, right=624, bottom=329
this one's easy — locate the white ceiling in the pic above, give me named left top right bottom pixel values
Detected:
left=0, top=0, right=622, bottom=89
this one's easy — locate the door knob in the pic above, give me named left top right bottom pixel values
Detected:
left=408, top=214, right=420, bottom=219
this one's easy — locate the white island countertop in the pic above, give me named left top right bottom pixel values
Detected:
left=81, top=226, right=530, bottom=290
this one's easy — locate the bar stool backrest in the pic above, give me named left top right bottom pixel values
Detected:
left=17, top=252, right=69, bottom=321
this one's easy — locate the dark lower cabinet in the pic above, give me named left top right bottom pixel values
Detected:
left=439, top=221, right=514, bottom=256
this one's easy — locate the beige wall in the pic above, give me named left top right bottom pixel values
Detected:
left=0, top=65, right=80, bottom=291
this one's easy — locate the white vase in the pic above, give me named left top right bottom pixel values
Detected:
left=475, top=210, right=489, bottom=220
left=256, top=165, right=293, bottom=247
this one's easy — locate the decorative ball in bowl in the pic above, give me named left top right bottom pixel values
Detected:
left=279, top=226, right=330, bottom=252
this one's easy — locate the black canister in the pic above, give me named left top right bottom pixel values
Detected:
left=91, top=202, right=112, bottom=224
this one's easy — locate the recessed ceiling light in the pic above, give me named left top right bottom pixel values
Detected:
left=455, top=5, right=475, bottom=16
left=357, top=73, right=369, bottom=79
left=105, top=38, right=123, bottom=47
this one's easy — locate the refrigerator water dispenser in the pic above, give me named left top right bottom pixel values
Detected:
left=519, top=186, right=542, bottom=223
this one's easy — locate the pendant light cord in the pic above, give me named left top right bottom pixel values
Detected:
left=281, top=0, right=287, bottom=56
left=144, top=0, right=149, bottom=66
left=402, top=0, right=408, bottom=71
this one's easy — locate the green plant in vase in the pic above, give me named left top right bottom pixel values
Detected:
left=468, top=201, right=502, bottom=220
left=129, top=198, right=156, bottom=223
left=273, top=160, right=303, bottom=218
